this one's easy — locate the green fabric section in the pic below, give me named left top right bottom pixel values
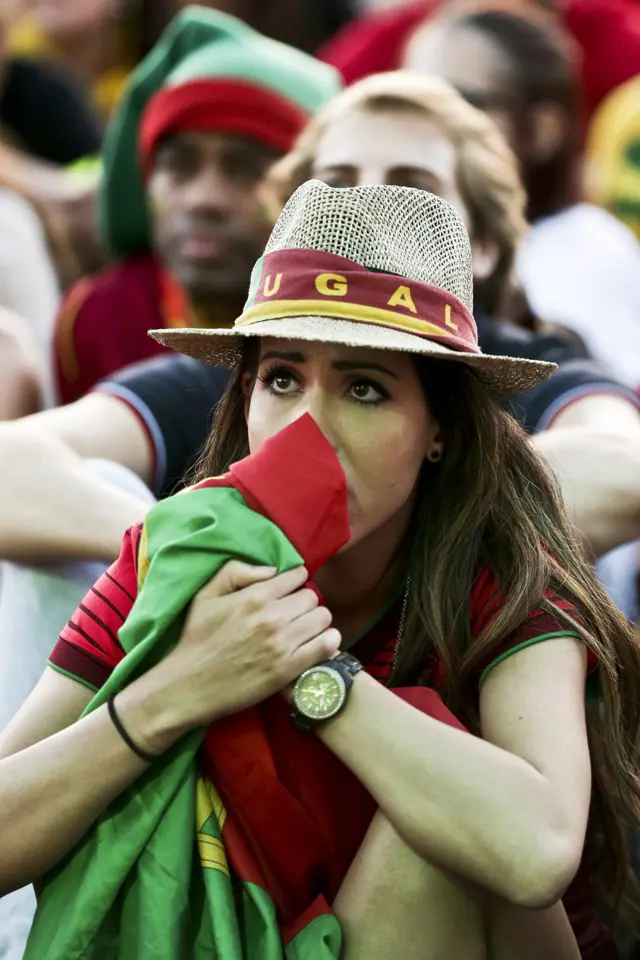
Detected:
left=285, top=914, right=343, bottom=959
left=164, top=26, right=339, bottom=109
left=64, top=155, right=102, bottom=185
left=25, top=485, right=340, bottom=960
left=100, top=6, right=340, bottom=257
left=46, top=661, right=99, bottom=694
left=478, top=630, right=582, bottom=689
left=244, top=255, right=265, bottom=310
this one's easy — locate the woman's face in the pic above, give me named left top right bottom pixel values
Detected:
left=312, top=106, right=499, bottom=280
left=246, top=339, right=441, bottom=550
left=312, top=106, right=472, bottom=231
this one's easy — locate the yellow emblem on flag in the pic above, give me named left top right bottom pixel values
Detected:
left=196, top=776, right=230, bottom=876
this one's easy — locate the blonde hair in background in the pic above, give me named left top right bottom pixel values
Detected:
left=265, top=71, right=528, bottom=316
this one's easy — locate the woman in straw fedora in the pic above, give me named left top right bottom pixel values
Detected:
left=1, top=180, right=638, bottom=960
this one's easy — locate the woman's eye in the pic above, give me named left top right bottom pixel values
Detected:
left=258, top=367, right=300, bottom=395
left=316, top=170, right=354, bottom=189
left=349, top=380, right=386, bottom=403
left=272, top=374, right=294, bottom=393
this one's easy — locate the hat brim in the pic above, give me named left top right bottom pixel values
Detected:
left=149, top=316, right=556, bottom=396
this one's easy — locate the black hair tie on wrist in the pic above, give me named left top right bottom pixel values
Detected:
left=107, top=694, right=158, bottom=763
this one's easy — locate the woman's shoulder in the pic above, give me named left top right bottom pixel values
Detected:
left=467, top=566, right=595, bottom=691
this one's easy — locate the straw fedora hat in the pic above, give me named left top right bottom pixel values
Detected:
left=150, top=180, right=556, bottom=395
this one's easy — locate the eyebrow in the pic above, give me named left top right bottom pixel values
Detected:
left=317, top=162, right=444, bottom=186
left=332, top=360, right=398, bottom=378
left=390, top=165, right=443, bottom=184
left=259, top=351, right=398, bottom=379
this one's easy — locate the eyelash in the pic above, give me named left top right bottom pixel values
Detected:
left=257, top=364, right=390, bottom=405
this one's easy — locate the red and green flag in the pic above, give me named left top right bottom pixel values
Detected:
left=25, top=413, right=467, bottom=958
left=24, top=414, right=355, bottom=959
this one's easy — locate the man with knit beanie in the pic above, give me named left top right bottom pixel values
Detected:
left=52, top=5, right=339, bottom=405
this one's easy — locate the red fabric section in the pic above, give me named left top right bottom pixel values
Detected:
left=202, top=685, right=466, bottom=931
left=48, top=421, right=606, bottom=954
left=53, top=255, right=167, bottom=404
left=229, top=414, right=350, bottom=575
left=249, top=248, right=478, bottom=354
left=317, top=0, right=434, bottom=84
left=563, top=0, right=640, bottom=117
left=467, top=569, right=598, bottom=677
left=359, top=571, right=596, bottom=694
left=139, top=79, right=307, bottom=170
left=50, top=637, right=114, bottom=689
left=49, top=525, right=141, bottom=676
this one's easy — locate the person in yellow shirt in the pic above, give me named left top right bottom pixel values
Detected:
left=584, top=75, right=640, bottom=242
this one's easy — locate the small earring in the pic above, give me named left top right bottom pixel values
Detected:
left=427, top=448, right=443, bottom=463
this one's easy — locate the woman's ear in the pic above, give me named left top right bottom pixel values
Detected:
left=425, top=425, right=445, bottom=463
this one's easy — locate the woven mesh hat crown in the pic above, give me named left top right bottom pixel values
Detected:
left=264, top=179, right=474, bottom=311
left=149, top=179, right=557, bottom=395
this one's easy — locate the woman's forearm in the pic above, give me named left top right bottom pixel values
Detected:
left=316, top=674, right=576, bottom=909
left=0, top=426, right=150, bottom=562
left=532, top=426, right=640, bottom=558
left=0, top=676, right=184, bottom=894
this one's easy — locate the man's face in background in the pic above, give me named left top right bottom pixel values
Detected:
left=148, top=130, right=279, bottom=307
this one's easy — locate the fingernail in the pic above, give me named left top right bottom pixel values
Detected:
left=256, top=566, right=277, bottom=574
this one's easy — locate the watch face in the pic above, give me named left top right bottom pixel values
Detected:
left=293, top=665, right=347, bottom=720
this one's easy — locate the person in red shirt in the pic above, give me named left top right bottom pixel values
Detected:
left=53, top=5, right=340, bottom=404
left=3, top=180, right=639, bottom=957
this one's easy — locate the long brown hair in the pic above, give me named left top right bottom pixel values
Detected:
left=196, top=339, right=640, bottom=920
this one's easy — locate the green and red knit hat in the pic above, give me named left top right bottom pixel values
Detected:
left=100, top=5, right=341, bottom=258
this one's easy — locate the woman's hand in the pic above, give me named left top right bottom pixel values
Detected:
left=119, top=561, right=340, bottom=752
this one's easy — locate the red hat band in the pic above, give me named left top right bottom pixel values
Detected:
left=237, top=248, right=479, bottom=354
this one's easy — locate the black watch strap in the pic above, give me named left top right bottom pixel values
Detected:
left=291, top=652, right=363, bottom=733
left=329, top=651, right=364, bottom=681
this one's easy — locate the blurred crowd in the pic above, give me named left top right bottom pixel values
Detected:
left=1, top=0, right=640, bottom=956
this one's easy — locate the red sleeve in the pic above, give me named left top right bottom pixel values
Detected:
left=53, top=276, right=101, bottom=405
left=48, top=525, right=142, bottom=691
left=469, top=567, right=597, bottom=689
left=52, top=256, right=166, bottom=405
left=563, top=0, right=640, bottom=116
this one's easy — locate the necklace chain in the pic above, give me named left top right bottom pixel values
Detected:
left=394, top=577, right=411, bottom=667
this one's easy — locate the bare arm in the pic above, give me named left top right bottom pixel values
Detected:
left=0, top=668, right=178, bottom=894
left=0, top=307, right=43, bottom=419
left=0, top=393, right=154, bottom=562
left=532, top=395, right=640, bottom=557
left=316, top=638, right=590, bottom=910
left=0, top=563, right=338, bottom=893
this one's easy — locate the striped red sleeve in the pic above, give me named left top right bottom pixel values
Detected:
left=469, top=567, right=597, bottom=689
left=48, top=524, right=142, bottom=692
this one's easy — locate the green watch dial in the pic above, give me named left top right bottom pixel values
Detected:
left=292, top=665, right=347, bottom=720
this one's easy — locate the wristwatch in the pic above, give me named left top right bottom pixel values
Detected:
left=291, top=652, right=363, bottom=732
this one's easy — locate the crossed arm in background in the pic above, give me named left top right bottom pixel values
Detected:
left=0, top=387, right=639, bottom=566
left=0, top=307, right=44, bottom=420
